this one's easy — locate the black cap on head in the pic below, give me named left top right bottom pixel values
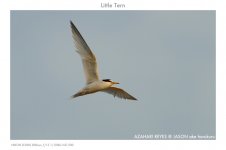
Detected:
left=102, top=79, right=111, bottom=82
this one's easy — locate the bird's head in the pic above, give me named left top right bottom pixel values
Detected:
left=102, top=79, right=119, bottom=85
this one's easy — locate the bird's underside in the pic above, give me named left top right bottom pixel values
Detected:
left=70, top=21, right=137, bottom=101
left=72, top=86, right=137, bottom=100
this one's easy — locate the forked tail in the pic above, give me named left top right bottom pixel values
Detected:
left=71, top=92, right=81, bottom=99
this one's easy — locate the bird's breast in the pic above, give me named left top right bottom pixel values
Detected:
left=84, top=81, right=112, bottom=93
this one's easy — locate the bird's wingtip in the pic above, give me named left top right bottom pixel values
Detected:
left=70, top=20, right=76, bottom=28
left=131, top=98, right=138, bottom=101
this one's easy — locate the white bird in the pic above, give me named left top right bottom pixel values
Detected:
left=70, top=21, right=137, bottom=100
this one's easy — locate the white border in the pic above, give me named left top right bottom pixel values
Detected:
left=1, top=0, right=224, bottom=150
left=8, top=0, right=216, bottom=10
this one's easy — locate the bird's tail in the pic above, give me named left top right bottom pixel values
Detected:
left=71, top=92, right=81, bottom=99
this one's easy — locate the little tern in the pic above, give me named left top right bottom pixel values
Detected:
left=70, top=21, right=137, bottom=100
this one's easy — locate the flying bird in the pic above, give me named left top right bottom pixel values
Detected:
left=70, top=21, right=137, bottom=100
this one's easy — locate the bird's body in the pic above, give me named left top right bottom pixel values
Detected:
left=70, top=21, right=137, bottom=100
left=72, top=80, right=115, bottom=98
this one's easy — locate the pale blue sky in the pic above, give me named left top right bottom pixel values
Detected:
left=11, top=11, right=215, bottom=139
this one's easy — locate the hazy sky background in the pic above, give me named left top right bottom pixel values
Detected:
left=11, top=11, right=215, bottom=139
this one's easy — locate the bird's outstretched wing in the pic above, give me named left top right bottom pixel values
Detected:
left=70, top=21, right=99, bottom=84
left=102, top=87, right=137, bottom=100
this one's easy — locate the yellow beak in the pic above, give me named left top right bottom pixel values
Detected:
left=112, top=81, right=120, bottom=84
